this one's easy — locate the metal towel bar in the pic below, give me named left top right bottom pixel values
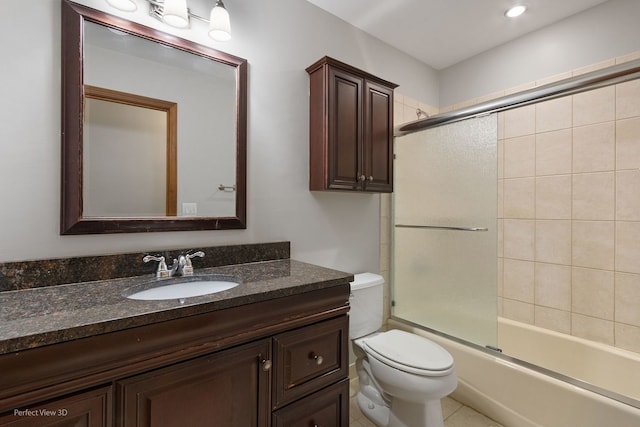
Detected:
left=395, top=224, right=488, bottom=232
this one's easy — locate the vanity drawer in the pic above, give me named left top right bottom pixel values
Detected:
left=272, top=315, right=348, bottom=408
left=272, top=379, right=349, bottom=427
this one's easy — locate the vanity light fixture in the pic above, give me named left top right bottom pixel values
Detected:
left=105, top=0, right=232, bottom=41
left=505, top=5, right=527, bottom=18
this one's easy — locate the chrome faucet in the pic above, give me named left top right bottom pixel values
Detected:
left=143, top=251, right=205, bottom=278
left=171, top=251, right=205, bottom=276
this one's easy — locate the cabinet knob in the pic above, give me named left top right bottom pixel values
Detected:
left=368, top=176, right=374, bottom=182
left=261, top=359, right=272, bottom=371
left=310, top=353, right=324, bottom=365
left=358, top=174, right=366, bottom=182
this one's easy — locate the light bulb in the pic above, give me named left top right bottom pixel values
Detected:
left=505, top=5, right=527, bottom=18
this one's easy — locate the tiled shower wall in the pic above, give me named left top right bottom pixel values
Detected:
left=386, top=51, right=640, bottom=354
left=498, top=61, right=640, bottom=353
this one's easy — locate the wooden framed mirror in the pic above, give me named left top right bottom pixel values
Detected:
left=61, top=0, right=247, bottom=234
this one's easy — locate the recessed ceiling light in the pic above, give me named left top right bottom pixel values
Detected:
left=505, top=5, right=527, bottom=18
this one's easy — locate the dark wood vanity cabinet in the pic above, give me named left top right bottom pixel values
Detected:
left=0, top=285, right=350, bottom=427
left=307, top=56, right=397, bottom=193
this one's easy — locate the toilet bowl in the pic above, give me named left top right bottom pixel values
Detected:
left=350, top=273, right=457, bottom=427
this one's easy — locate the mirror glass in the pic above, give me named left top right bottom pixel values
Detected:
left=84, top=85, right=176, bottom=217
left=61, top=0, right=247, bottom=234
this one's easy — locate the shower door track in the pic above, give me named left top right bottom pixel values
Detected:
left=395, top=58, right=640, bottom=136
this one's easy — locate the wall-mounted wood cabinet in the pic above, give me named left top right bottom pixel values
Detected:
left=307, top=56, right=397, bottom=193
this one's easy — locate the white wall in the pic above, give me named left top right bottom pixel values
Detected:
left=0, top=0, right=437, bottom=277
left=439, top=0, right=640, bottom=107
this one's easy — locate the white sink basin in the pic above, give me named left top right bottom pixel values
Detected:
left=126, top=279, right=239, bottom=301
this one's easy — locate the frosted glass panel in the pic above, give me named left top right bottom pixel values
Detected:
left=392, top=115, right=498, bottom=346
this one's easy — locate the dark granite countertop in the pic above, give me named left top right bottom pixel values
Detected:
left=0, top=259, right=353, bottom=355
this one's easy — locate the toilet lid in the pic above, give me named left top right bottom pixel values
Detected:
left=362, top=330, right=454, bottom=376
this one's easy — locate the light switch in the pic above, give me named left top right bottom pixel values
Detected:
left=182, top=202, right=197, bottom=215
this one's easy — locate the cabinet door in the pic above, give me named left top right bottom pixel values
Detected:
left=363, top=80, right=394, bottom=193
left=117, top=340, right=271, bottom=427
left=0, top=386, right=111, bottom=427
left=327, top=67, right=364, bottom=190
left=271, top=379, right=349, bottom=427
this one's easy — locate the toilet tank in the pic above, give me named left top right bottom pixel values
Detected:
left=349, top=273, right=384, bottom=339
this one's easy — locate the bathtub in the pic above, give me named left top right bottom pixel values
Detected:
left=388, top=318, right=640, bottom=427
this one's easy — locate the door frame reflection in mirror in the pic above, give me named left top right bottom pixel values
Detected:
left=60, top=0, right=247, bottom=234
left=84, top=85, right=178, bottom=217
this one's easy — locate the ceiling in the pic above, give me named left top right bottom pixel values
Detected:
left=307, top=0, right=610, bottom=70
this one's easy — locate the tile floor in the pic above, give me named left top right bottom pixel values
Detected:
left=349, top=380, right=504, bottom=427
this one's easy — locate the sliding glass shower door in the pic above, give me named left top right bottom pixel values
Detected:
left=392, top=115, right=498, bottom=347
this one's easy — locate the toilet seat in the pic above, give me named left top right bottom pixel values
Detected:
left=362, top=330, right=454, bottom=376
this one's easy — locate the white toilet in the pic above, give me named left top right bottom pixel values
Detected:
left=350, top=273, right=457, bottom=427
